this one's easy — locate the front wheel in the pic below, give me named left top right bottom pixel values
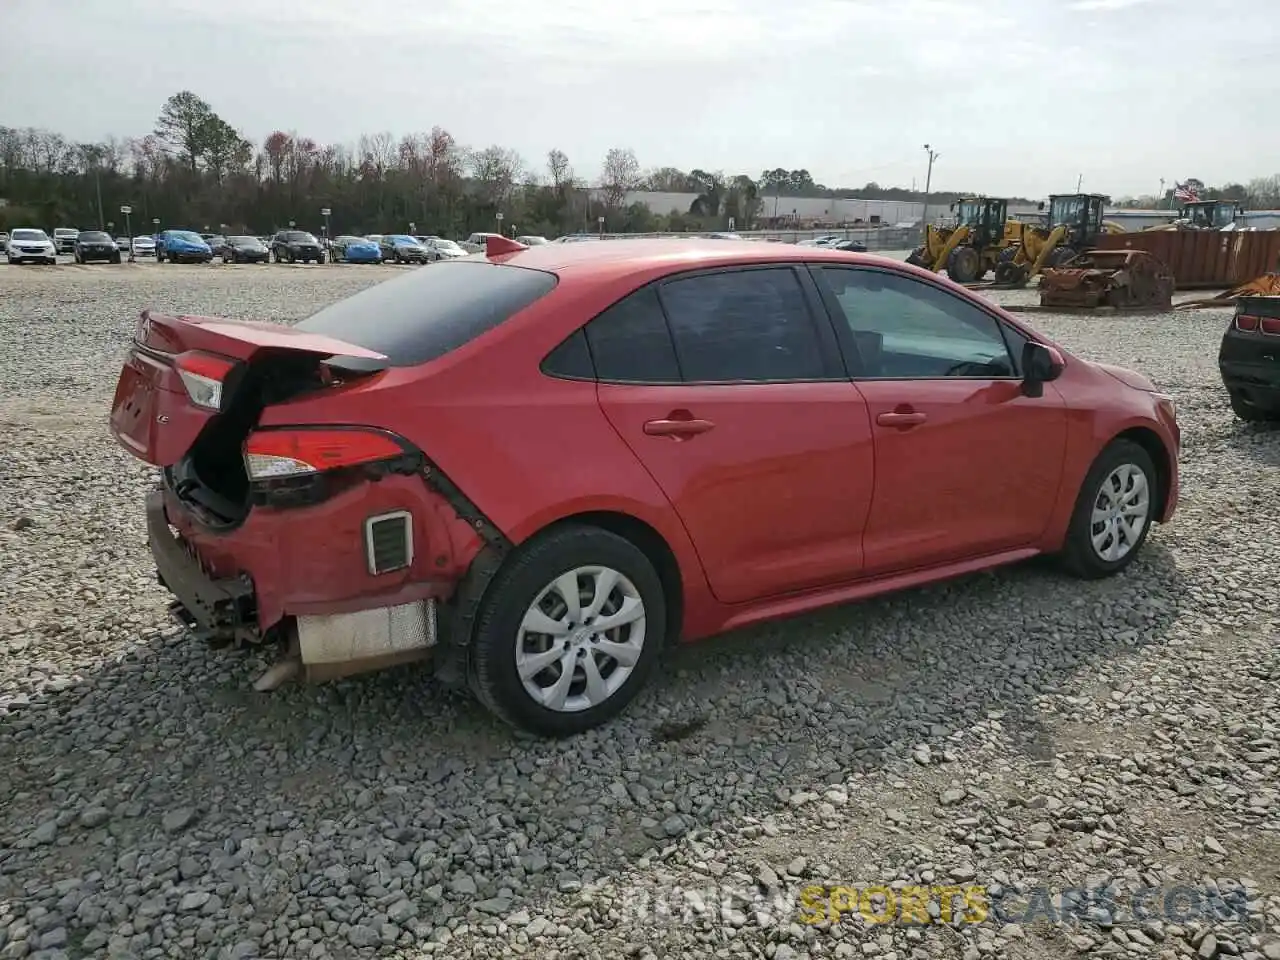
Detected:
left=1228, top=388, right=1280, bottom=423
left=1059, top=439, right=1158, bottom=580
left=468, top=525, right=666, bottom=737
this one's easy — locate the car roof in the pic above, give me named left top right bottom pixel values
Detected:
left=487, top=237, right=904, bottom=281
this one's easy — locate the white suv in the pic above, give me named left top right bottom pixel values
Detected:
left=6, top=228, right=57, bottom=265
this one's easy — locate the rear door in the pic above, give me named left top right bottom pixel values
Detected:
left=592, top=266, right=875, bottom=605
left=810, top=264, right=1068, bottom=575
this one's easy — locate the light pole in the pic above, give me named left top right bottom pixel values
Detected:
left=320, top=207, right=331, bottom=259
left=597, top=215, right=605, bottom=239
left=920, top=144, right=939, bottom=234
left=121, top=205, right=134, bottom=262
left=1076, top=173, right=1084, bottom=193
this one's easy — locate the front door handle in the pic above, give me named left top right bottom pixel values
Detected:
left=644, top=417, right=716, bottom=438
left=876, top=411, right=928, bottom=427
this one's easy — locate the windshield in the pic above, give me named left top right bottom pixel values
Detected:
left=12, top=229, right=48, bottom=242
left=172, top=231, right=204, bottom=243
left=956, top=202, right=981, bottom=227
left=283, top=231, right=315, bottom=242
left=1213, top=204, right=1237, bottom=227
left=1049, top=197, right=1084, bottom=227
left=78, top=231, right=111, bottom=242
left=390, top=235, right=419, bottom=245
left=229, top=236, right=259, bottom=245
left=435, top=240, right=463, bottom=251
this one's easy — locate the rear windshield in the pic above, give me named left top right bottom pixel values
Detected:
left=296, top=261, right=558, bottom=366
left=172, top=231, right=203, bottom=242
left=78, top=231, right=111, bottom=241
left=283, top=231, right=315, bottom=242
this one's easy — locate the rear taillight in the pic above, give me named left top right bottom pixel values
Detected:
left=1236, top=313, right=1260, bottom=332
left=244, top=427, right=407, bottom=481
left=1261, top=318, right=1280, bottom=336
left=174, top=351, right=237, bottom=411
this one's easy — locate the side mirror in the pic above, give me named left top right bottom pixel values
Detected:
left=1022, top=341, right=1064, bottom=396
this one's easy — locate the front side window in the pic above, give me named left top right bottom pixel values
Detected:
left=815, top=266, right=1016, bottom=379
left=658, top=268, right=827, bottom=382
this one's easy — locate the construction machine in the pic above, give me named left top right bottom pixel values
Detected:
left=906, top=197, right=1017, bottom=283
left=992, top=193, right=1120, bottom=287
left=1147, top=199, right=1245, bottom=231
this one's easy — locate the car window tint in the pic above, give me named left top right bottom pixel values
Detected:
left=816, top=266, right=1015, bottom=379
left=297, top=261, right=557, bottom=367
left=584, top=286, right=681, bottom=383
left=659, top=268, right=826, bottom=382
left=542, top=328, right=595, bottom=380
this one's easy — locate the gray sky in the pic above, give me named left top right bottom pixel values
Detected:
left=3, top=0, right=1275, bottom=199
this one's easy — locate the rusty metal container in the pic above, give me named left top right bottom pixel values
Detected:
left=1095, top=230, right=1280, bottom=289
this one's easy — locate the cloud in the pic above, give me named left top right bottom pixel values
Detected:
left=1069, top=0, right=1154, bottom=10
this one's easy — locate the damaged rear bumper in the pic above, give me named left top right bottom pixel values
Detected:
left=146, top=487, right=448, bottom=679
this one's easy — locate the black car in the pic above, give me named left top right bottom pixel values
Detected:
left=221, top=236, right=270, bottom=264
left=206, top=235, right=230, bottom=258
left=74, top=230, right=122, bottom=264
left=1220, top=295, right=1280, bottom=422
left=830, top=239, right=868, bottom=252
left=271, top=230, right=326, bottom=264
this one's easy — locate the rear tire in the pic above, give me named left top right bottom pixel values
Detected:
left=1228, top=388, right=1280, bottom=423
left=1059, top=439, right=1158, bottom=580
left=468, top=525, right=666, bottom=737
left=946, top=246, right=982, bottom=284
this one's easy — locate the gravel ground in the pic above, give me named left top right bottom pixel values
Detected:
left=1, top=260, right=1278, bottom=960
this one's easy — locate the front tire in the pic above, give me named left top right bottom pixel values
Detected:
left=1228, top=388, right=1280, bottom=423
left=468, top=525, right=666, bottom=737
left=1059, top=439, right=1158, bottom=580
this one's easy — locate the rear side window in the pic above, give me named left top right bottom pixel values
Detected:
left=297, top=261, right=557, bottom=366
left=659, top=268, right=827, bottom=382
left=584, top=287, right=681, bottom=383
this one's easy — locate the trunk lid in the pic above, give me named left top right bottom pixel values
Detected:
left=110, top=310, right=387, bottom=468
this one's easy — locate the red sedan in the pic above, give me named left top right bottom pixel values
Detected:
left=109, top=237, right=1180, bottom=736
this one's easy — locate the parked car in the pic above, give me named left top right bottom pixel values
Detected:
left=830, top=239, right=868, bottom=252
left=114, top=236, right=132, bottom=252
left=462, top=232, right=503, bottom=253
left=422, top=238, right=468, bottom=261
left=205, top=236, right=230, bottom=258
left=271, top=230, right=326, bottom=264
left=703, top=232, right=743, bottom=240
left=5, top=227, right=57, bottom=265
left=108, top=239, right=1180, bottom=736
left=132, top=236, right=157, bottom=257
left=552, top=234, right=599, bottom=243
left=156, top=230, right=214, bottom=263
left=515, top=235, right=549, bottom=246
left=52, top=227, right=79, bottom=254
left=0, top=232, right=9, bottom=253
left=74, top=230, right=122, bottom=264
left=331, top=236, right=382, bottom=263
left=797, top=235, right=842, bottom=247
left=221, top=236, right=271, bottom=264
left=378, top=235, right=430, bottom=264
left=1220, top=295, right=1280, bottom=422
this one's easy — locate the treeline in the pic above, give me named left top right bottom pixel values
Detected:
left=20, top=91, right=1266, bottom=238
left=1113, top=176, right=1280, bottom=210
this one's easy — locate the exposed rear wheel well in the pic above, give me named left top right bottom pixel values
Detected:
left=1112, top=427, right=1171, bottom=519
left=538, top=511, right=684, bottom=645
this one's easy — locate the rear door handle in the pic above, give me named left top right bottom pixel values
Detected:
left=643, top=417, right=716, bottom=438
left=876, top=411, right=928, bottom=427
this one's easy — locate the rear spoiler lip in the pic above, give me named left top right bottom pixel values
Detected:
left=138, top=310, right=390, bottom=362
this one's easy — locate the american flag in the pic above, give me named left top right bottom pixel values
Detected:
left=1173, top=181, right=1201, bottom=203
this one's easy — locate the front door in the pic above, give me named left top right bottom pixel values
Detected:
left=811, top=264, right=1068, bottom=575
left=587, top=267, right=876, bottom=605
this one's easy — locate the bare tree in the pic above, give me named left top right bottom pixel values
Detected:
left=601, top=147, right=640, bottom=208
left=469, top=145, right=524, bottom=206
left=547, top=148, right=572, bottom=193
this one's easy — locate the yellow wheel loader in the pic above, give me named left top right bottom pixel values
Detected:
left=907, top=197, right=1017, bottom=284
left=992, top=193, right=1122, bottom=287
left=1145, top=199, right=1245, bottom=231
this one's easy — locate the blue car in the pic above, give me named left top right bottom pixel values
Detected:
left=332, top=235, right=383, bottom=263
left=156, top=230, right=213, bottom=264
